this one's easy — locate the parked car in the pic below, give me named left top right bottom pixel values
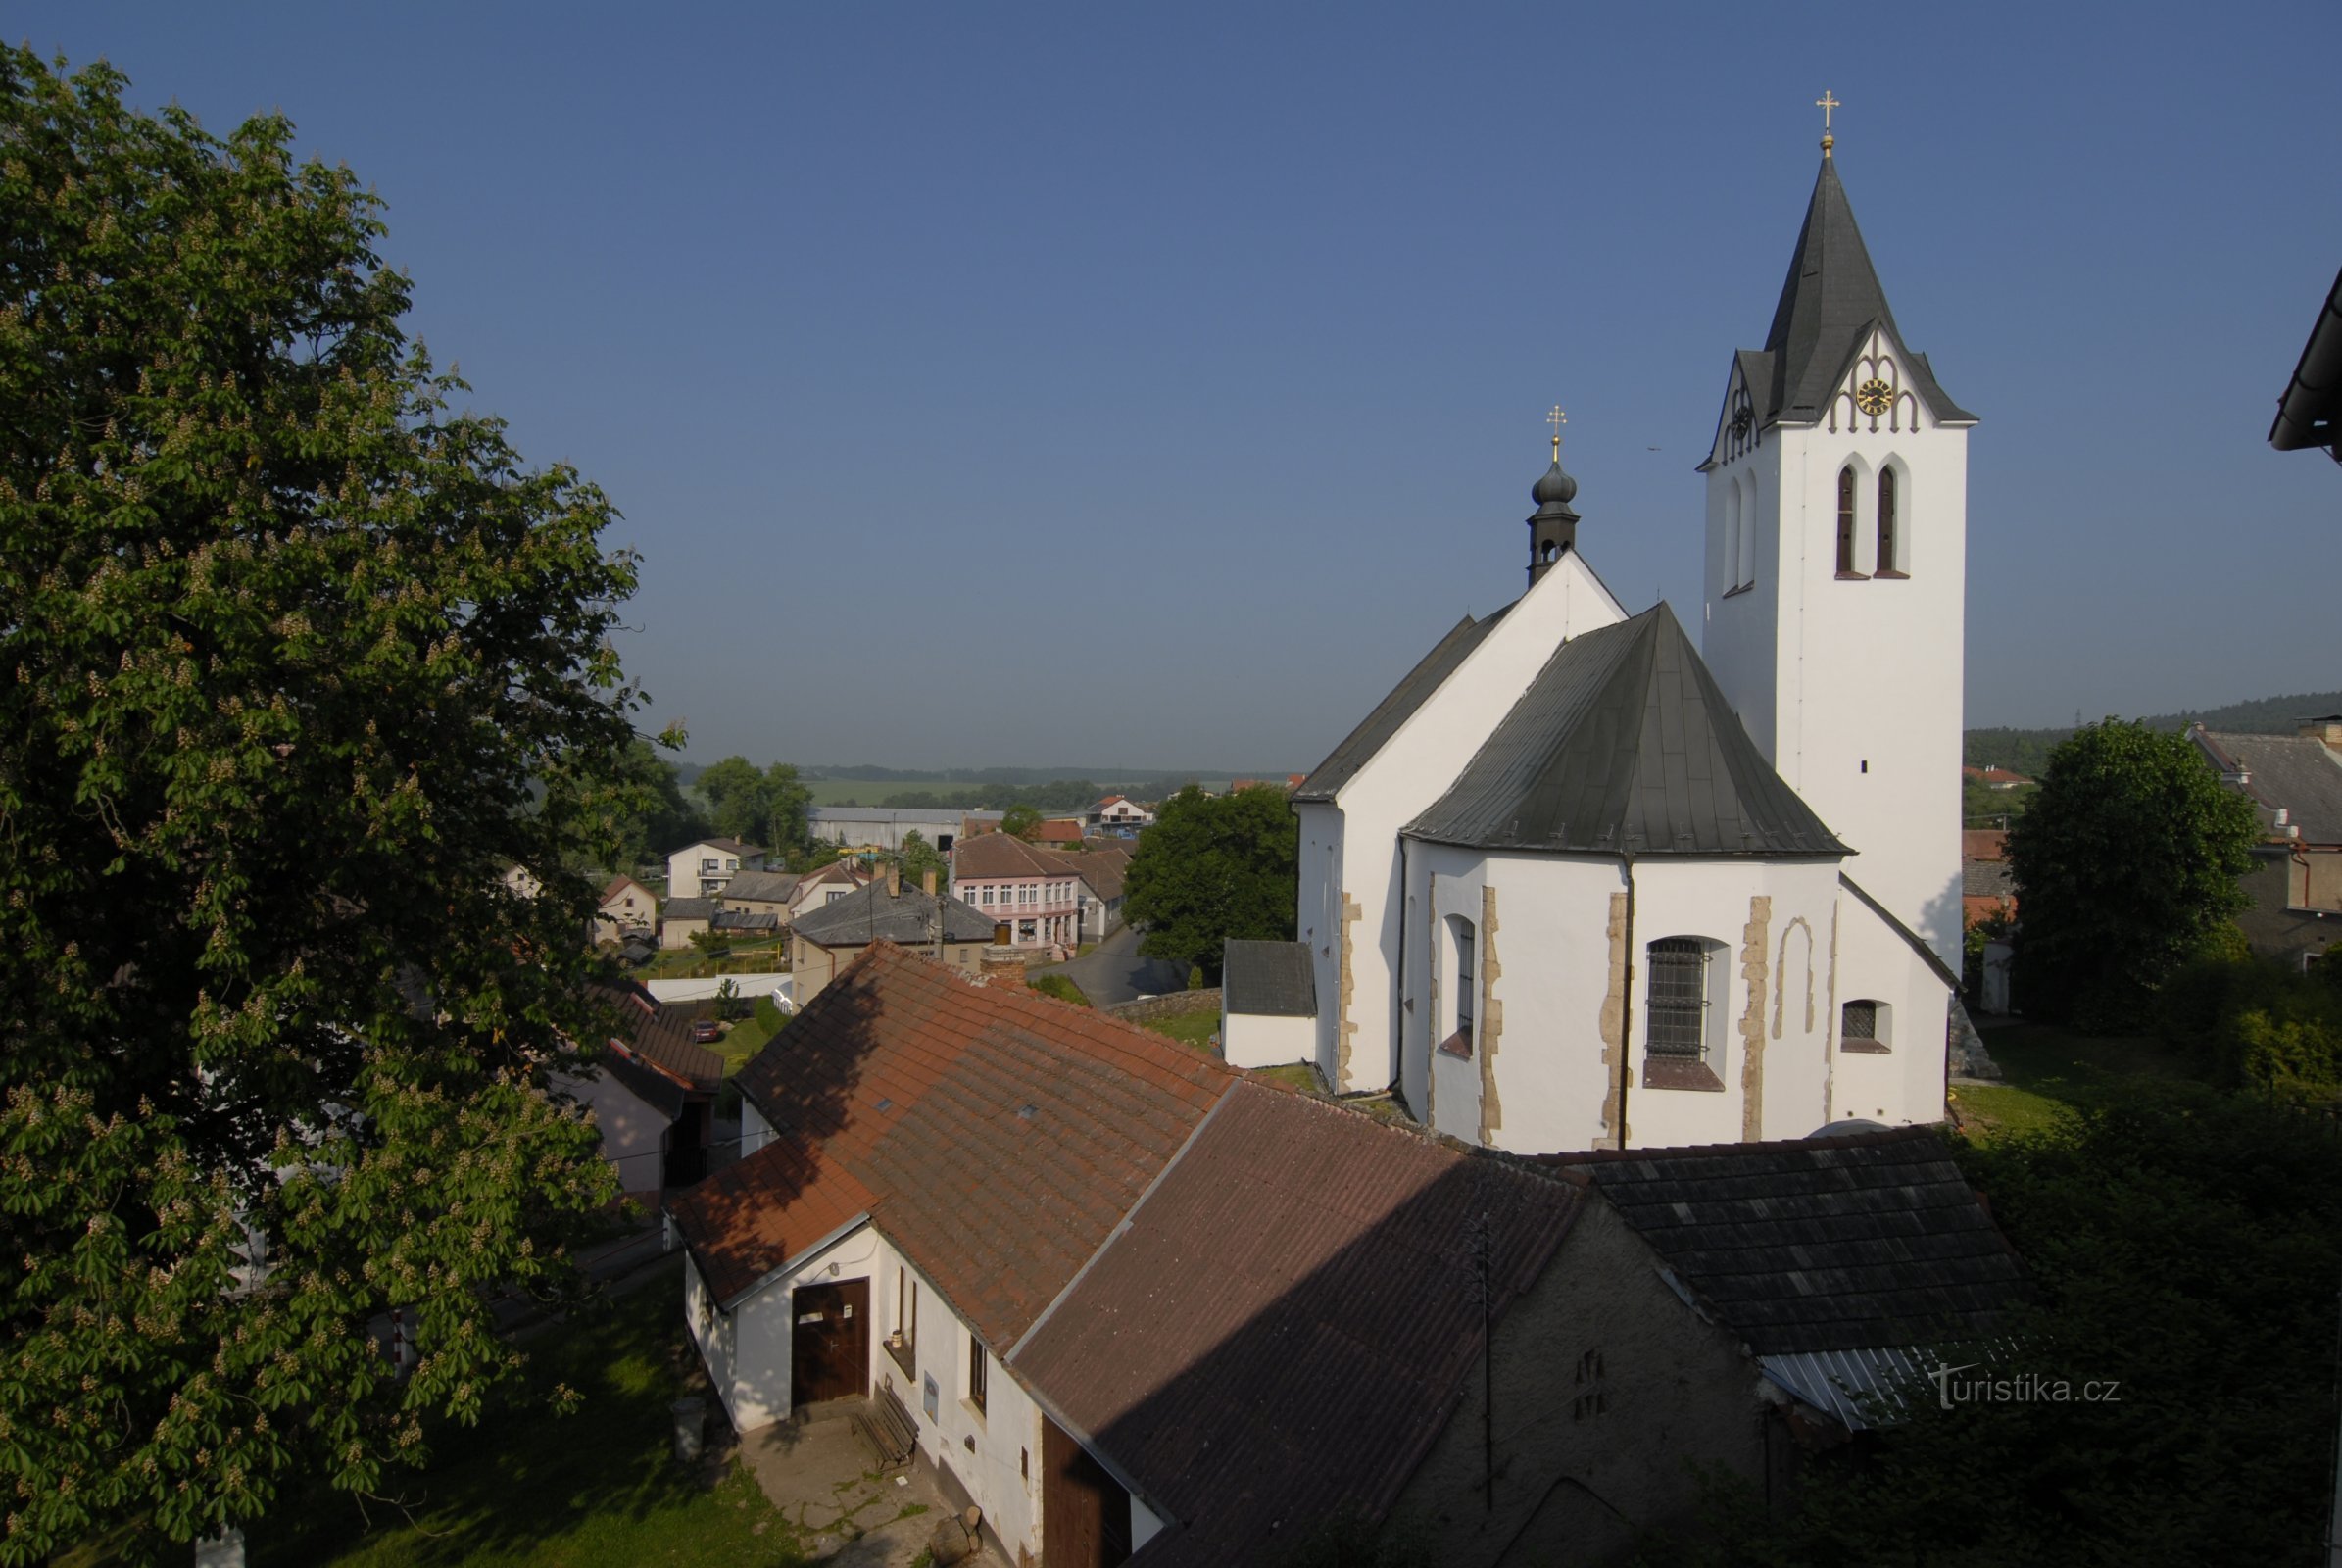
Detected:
left=689, top=1019, right=723, bottom=1044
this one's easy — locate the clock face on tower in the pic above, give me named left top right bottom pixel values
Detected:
left=1855, top=378, right=1893, bottom=416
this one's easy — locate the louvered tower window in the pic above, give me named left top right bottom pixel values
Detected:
left=1646, top=939, right=1711, bottom=1058
left=1836, top=466, right=1859, bottom=574
left=1877, top=468, right=1899, bottom=572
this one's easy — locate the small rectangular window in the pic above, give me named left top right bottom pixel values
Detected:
left=1843, top=1001, right=1878, bottom=1040
left=968, top=1333, right=988, bottom=1413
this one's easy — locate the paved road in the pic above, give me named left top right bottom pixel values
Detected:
left=1039, top=923, right=1187, bottom=1007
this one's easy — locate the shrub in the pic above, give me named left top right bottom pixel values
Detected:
left=1029, top=974, right=1091, bottom=1008
left=754, top=994, right=785, bottom=1034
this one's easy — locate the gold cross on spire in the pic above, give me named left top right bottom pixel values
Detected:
left=1547, top=404, right=1567, bottom=461
left=1816, top=89, right=1840, bottom=157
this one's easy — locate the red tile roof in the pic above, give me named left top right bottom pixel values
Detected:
left=951, top=831, right=1081, bottom=880
left=1034, top=817, right=1085, bottom=844
left=1013, top=1083, right=1584, bottom=1565
left=599, top=982, right=724, bottom=1089
left=1962, top=828, right=2007, bottom=862
left=687, top=944, right=1232, bottom=1343
left=667, top=1137, right=878, bottom=1303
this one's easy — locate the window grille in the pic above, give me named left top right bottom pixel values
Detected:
left=1646, top=939, right=1710, bottom=1058
left=1843, top=1001, right=1878, bottom=1041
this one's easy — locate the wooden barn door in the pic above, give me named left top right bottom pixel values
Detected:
left=1042, top=1415, right=1132, bottom=1567
left=790, top=1279, right=868, bottom=1406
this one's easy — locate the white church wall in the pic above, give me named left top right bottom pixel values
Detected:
left=1318, top=553, right=1626, bottom=1095
left=1294, top=801, right=1346, bottom=1084
left=1830, top=896, right=1952, bottom=1128
left=1703, top=439, right=1782, bottom=760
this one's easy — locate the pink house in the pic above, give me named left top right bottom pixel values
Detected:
left=950, top=831, right=1083, bottom=949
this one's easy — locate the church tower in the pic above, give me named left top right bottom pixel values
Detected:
left=1698, top=118, right=1976, bottom=966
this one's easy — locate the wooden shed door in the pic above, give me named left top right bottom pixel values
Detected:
left=1043, top=1415, right=1132, bottom=1567
left=790, top=1279, right=868, bottom=1406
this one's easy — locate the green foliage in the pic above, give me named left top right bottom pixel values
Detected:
left=1675, top=1085, right=2342, bottom=1568
left=1000, top=804, right=1044, bottom=841
left=1122, top=786, right=1298, bottom=982
left=693, top=757, right=812, bottom=857
left=896, top=828, right=948, bottom=889
left=753, top=994, right=786, bottom=1035
left=2004, top=719, right=2259, bottom=1029
left=1959, top=773, right=2031, bottom=828
left=610, top=737, right=710, bottom=866
left=1027, top=973, right=1091, bottom=1008
left=2159, top=943, right=2342, bottom=1106
left=0, top=49, right=651, bottom=1556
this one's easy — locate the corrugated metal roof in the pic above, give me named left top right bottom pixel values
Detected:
left=694, top=944, right=1232, bottom=1348
left=1014, top=1084, right=1583, bottom=1567
left=1221, top=939, right=1316, bottom=1017
left=1563, top=1126, right=2027, bottom=1356
left=1405, top=602, right=1846, bottom=857
left=1293, top=608, right=1511, bottom=804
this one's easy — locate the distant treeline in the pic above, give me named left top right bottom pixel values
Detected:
left=1966, top=689, right=2342, bottom=778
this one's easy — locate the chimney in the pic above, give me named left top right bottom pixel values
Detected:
left=2298, top=716, right=2342, bottom=749
left=980, top=945, right=1026, bottom=989
left=922, top=869, right=937, bottom=898
left=887, top=862, right=902, bottom=899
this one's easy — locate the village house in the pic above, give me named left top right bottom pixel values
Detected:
left=951, top=830, right=1085, bottom=950
left=787, top=868, right=997, bottom=1006
left=1065, top=843, right=1133, bottom=940
left=659, top=896, right=717, bottom=950
left=670, top=944, right=2025, bottom=1566
left=713, top=867, right=802, bottom=924
left=1960, top=764, right=2034, bottom=792
left=2190, top=718, right=2342, bottom=967
left=563, top=983, right=725, bottom=1198
left=781, top=860, right=869, bottom=923
left=596, top=874, right=657, bottom=940
left=1087, top=795, right=1152, bottom=832
left=1961, top=828, right=2017, bottom=928
left=666, top=837, right=766, bottom=899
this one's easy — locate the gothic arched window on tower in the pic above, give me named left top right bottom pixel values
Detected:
left=1723, top=483, right=1740, bottom=595
left=1876, top=467, right=1902, bottom=577
left=1835, top=466, right=1863, bottom=578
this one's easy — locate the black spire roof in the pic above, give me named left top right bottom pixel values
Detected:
left=1746, top=158, right=1972, bottom=429
left=1403, top=602, right=1846, bottom=857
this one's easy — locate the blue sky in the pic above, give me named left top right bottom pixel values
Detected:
left=16, top=4, right=2337, bottom=769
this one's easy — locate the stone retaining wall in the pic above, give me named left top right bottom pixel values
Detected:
left=1107, top=988, right=1223, bottom=1024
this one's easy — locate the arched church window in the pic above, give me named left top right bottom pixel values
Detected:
left=1439, top=914, right=1476, bottom=1056
left=1736, top=480, right=1756, bottom=589
left=1876, top=468, right=1899, bottom=575
left=1723, top=484, right=1740, bottom=591
left=1835, top=466, right=1859, bottom=576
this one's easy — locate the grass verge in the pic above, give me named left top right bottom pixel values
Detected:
left=1956, top=1017, right=2201, bottom=1139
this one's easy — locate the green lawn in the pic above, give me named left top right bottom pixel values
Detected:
left=1140, top=1009, right=1221, bottom=1051
left=240, top=1268, right=807, bottom=1568
left=1954, top=1017, right=2202, bottom=1139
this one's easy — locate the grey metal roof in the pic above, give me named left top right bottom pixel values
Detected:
left=2196, top=729, right=2342, bottom=843
left=2270, top=264, right=2342, bottom=456
left=719, top=868, right=803, bottom=906
left=1404, top=602, right=1847, bottom=857
left=806, top=807, right=970, bottom=826
left=1566, top=1126, right=2028, bottom=1356
left=1293, top=607, right=1513, bottom=804
left=710, top=909, right=781, bottom=934
left=661, top=897, right=718, bottom=921
left=790, top=881, right=998, bottom=948
left=1751, top=157, right=1973, bottom=429
left=1221, top=939, right=1317, bottom=1017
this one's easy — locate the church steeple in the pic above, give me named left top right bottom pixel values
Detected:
left=1754, top=155, right=1973, bottom=430
left=1527, top=406, right=1579, bottom=587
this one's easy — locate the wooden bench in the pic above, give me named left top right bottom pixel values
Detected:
left=851, top=1380, right=917, bottom=1475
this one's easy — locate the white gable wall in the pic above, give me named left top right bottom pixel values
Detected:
left=1315, top=552, right=1625, bottom=1093
left=1830, top=893, right=1952, bottom=1127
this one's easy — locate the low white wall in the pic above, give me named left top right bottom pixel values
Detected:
left=1222, top=1009, right=1311, bottom=1070
left=643, top=975, right=794, bottom=1005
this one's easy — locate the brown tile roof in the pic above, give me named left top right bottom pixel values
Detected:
left=699, top=944, right=1232, bottom=1344
left=1961, top=828, right=2006, bottom=862
left=1557, top=1126, right=2027, bottom=1355
left=600, top=874, right=652, bottom=906
left=601, top=982, right=725, bottom=1090
left=951, top=831, right=1080, bottom=880
left=1013, top=1084, right=1583, bottom=1565
left=667, top=1137, right=878, bottom=1303
left=1063, top=844, right=1131, bottom=902
left=1034, top=818, right=1085, bottom=844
